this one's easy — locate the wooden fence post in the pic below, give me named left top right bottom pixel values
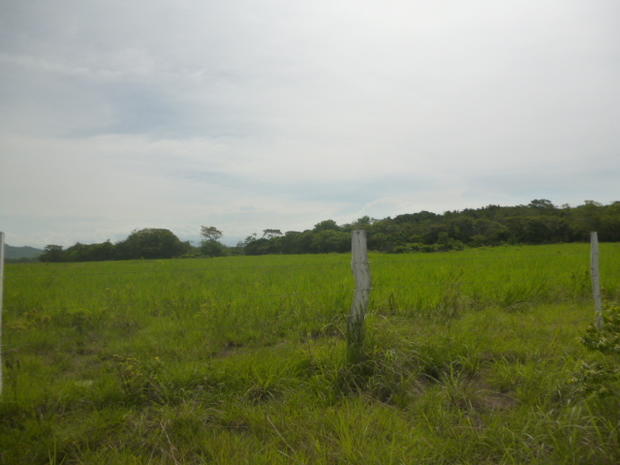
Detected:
left=590, top=231, right=603, bottom=329
left=347, top=230, right=371, bottom=364
left=0, top=232, right=4, bottom=395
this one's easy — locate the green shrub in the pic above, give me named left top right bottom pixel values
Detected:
left=572, top=305, right=620, bottom=398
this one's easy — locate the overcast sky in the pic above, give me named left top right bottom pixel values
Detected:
left=1, top=0, right=619, bottom=247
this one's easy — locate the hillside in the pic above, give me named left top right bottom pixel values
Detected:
left=4, top=244, right=43, bottom=260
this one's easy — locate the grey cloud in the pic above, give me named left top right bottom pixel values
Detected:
left=182, top=169, right=435, bottom=203
left=467, top=166, right=620, bottom=207
left=1, top=0, right=619, bottom=245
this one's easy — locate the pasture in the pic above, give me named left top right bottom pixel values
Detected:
left=1, top=243, right=619, bottom=464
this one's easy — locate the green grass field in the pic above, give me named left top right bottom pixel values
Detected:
left=1, top=243, right=619, bottom=464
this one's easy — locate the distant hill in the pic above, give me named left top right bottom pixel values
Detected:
left=4, top=244, right=43, bottom=260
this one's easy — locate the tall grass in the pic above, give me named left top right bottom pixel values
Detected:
left=1, top=243, right=619, bottom=464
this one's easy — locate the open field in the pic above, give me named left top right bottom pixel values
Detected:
left=1, top=243, right=619, bottom=464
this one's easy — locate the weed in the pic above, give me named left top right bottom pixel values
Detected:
left=110, top=354, right=169, bottom=405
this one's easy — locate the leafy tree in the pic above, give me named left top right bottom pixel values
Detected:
left=244, top=237, right=274, bottom=255
left=599, top=202, right=620, bottom=241
left=92, top=240, right=116, bottom=261
left=117, top=228, right=188, bottom=259
left=262, top=229, right=283, bottom=239
left=200, top=226, right=222, bottom=242
left=528, top=199, right=556, bottom=210
left=40, top=245, right=65, bottom=262
left=200, top=239, right=226, bottom=257
left=352, top=216, right=373, bottom=229
left=200, top=226, right=226, bottom=257
left=310, top=230, right=350, bottom=253
left=281, top=231, right=302, bottom=254
left=313, top=219, right=340, bottom=232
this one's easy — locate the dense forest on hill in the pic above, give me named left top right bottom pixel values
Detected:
left=39, top=199, right=620, bottom=262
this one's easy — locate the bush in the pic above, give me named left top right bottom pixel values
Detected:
left=572, top=305, right=620, bottom=398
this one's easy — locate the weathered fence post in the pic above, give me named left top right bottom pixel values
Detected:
left=347, top=230, right=371, bottom=364
left=0, top=232, right=4, bottom=395
left=590, top=231, right=603, bottom=329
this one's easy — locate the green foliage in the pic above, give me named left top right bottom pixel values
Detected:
left=570, top=360, right=618, bottom=398
left=572, top=305, right=620, bottom=398
left=313, top=219, right=340, bottom=232
left=262, top=229, right=283, bottom=239
left=200, top=239, right=227, bottom=257
left=199, top=226, right=229, bottom=257
left=118, top=228, right=189, bottom=259
left=37, top=200, right=620, bottom=262
left=239, top=200, right=620, bottom=256
left=40, top=229, right=189, bottom=262
left=39, top=244, right=65, bottom=262
left=581, top=305, right=620, bottom=355
left=244, top=237, right=280, bottom=255
left=200, top=225, right=222, bottom=242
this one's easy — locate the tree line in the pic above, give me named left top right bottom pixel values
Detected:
left=40, top=228, right=192, bottom=262
left=40, top=199, right=620, bottom=262
left=240, top=200, right=620, bottom=255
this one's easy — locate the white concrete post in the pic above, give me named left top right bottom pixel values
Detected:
left=347, top=230, right=371, bottom=364
left=0, top=232, right=4, bottom=395
left=590, top=231, right=603, bottom=329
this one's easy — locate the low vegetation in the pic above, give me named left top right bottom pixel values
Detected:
left=1, top=244, right=619, bottom=464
